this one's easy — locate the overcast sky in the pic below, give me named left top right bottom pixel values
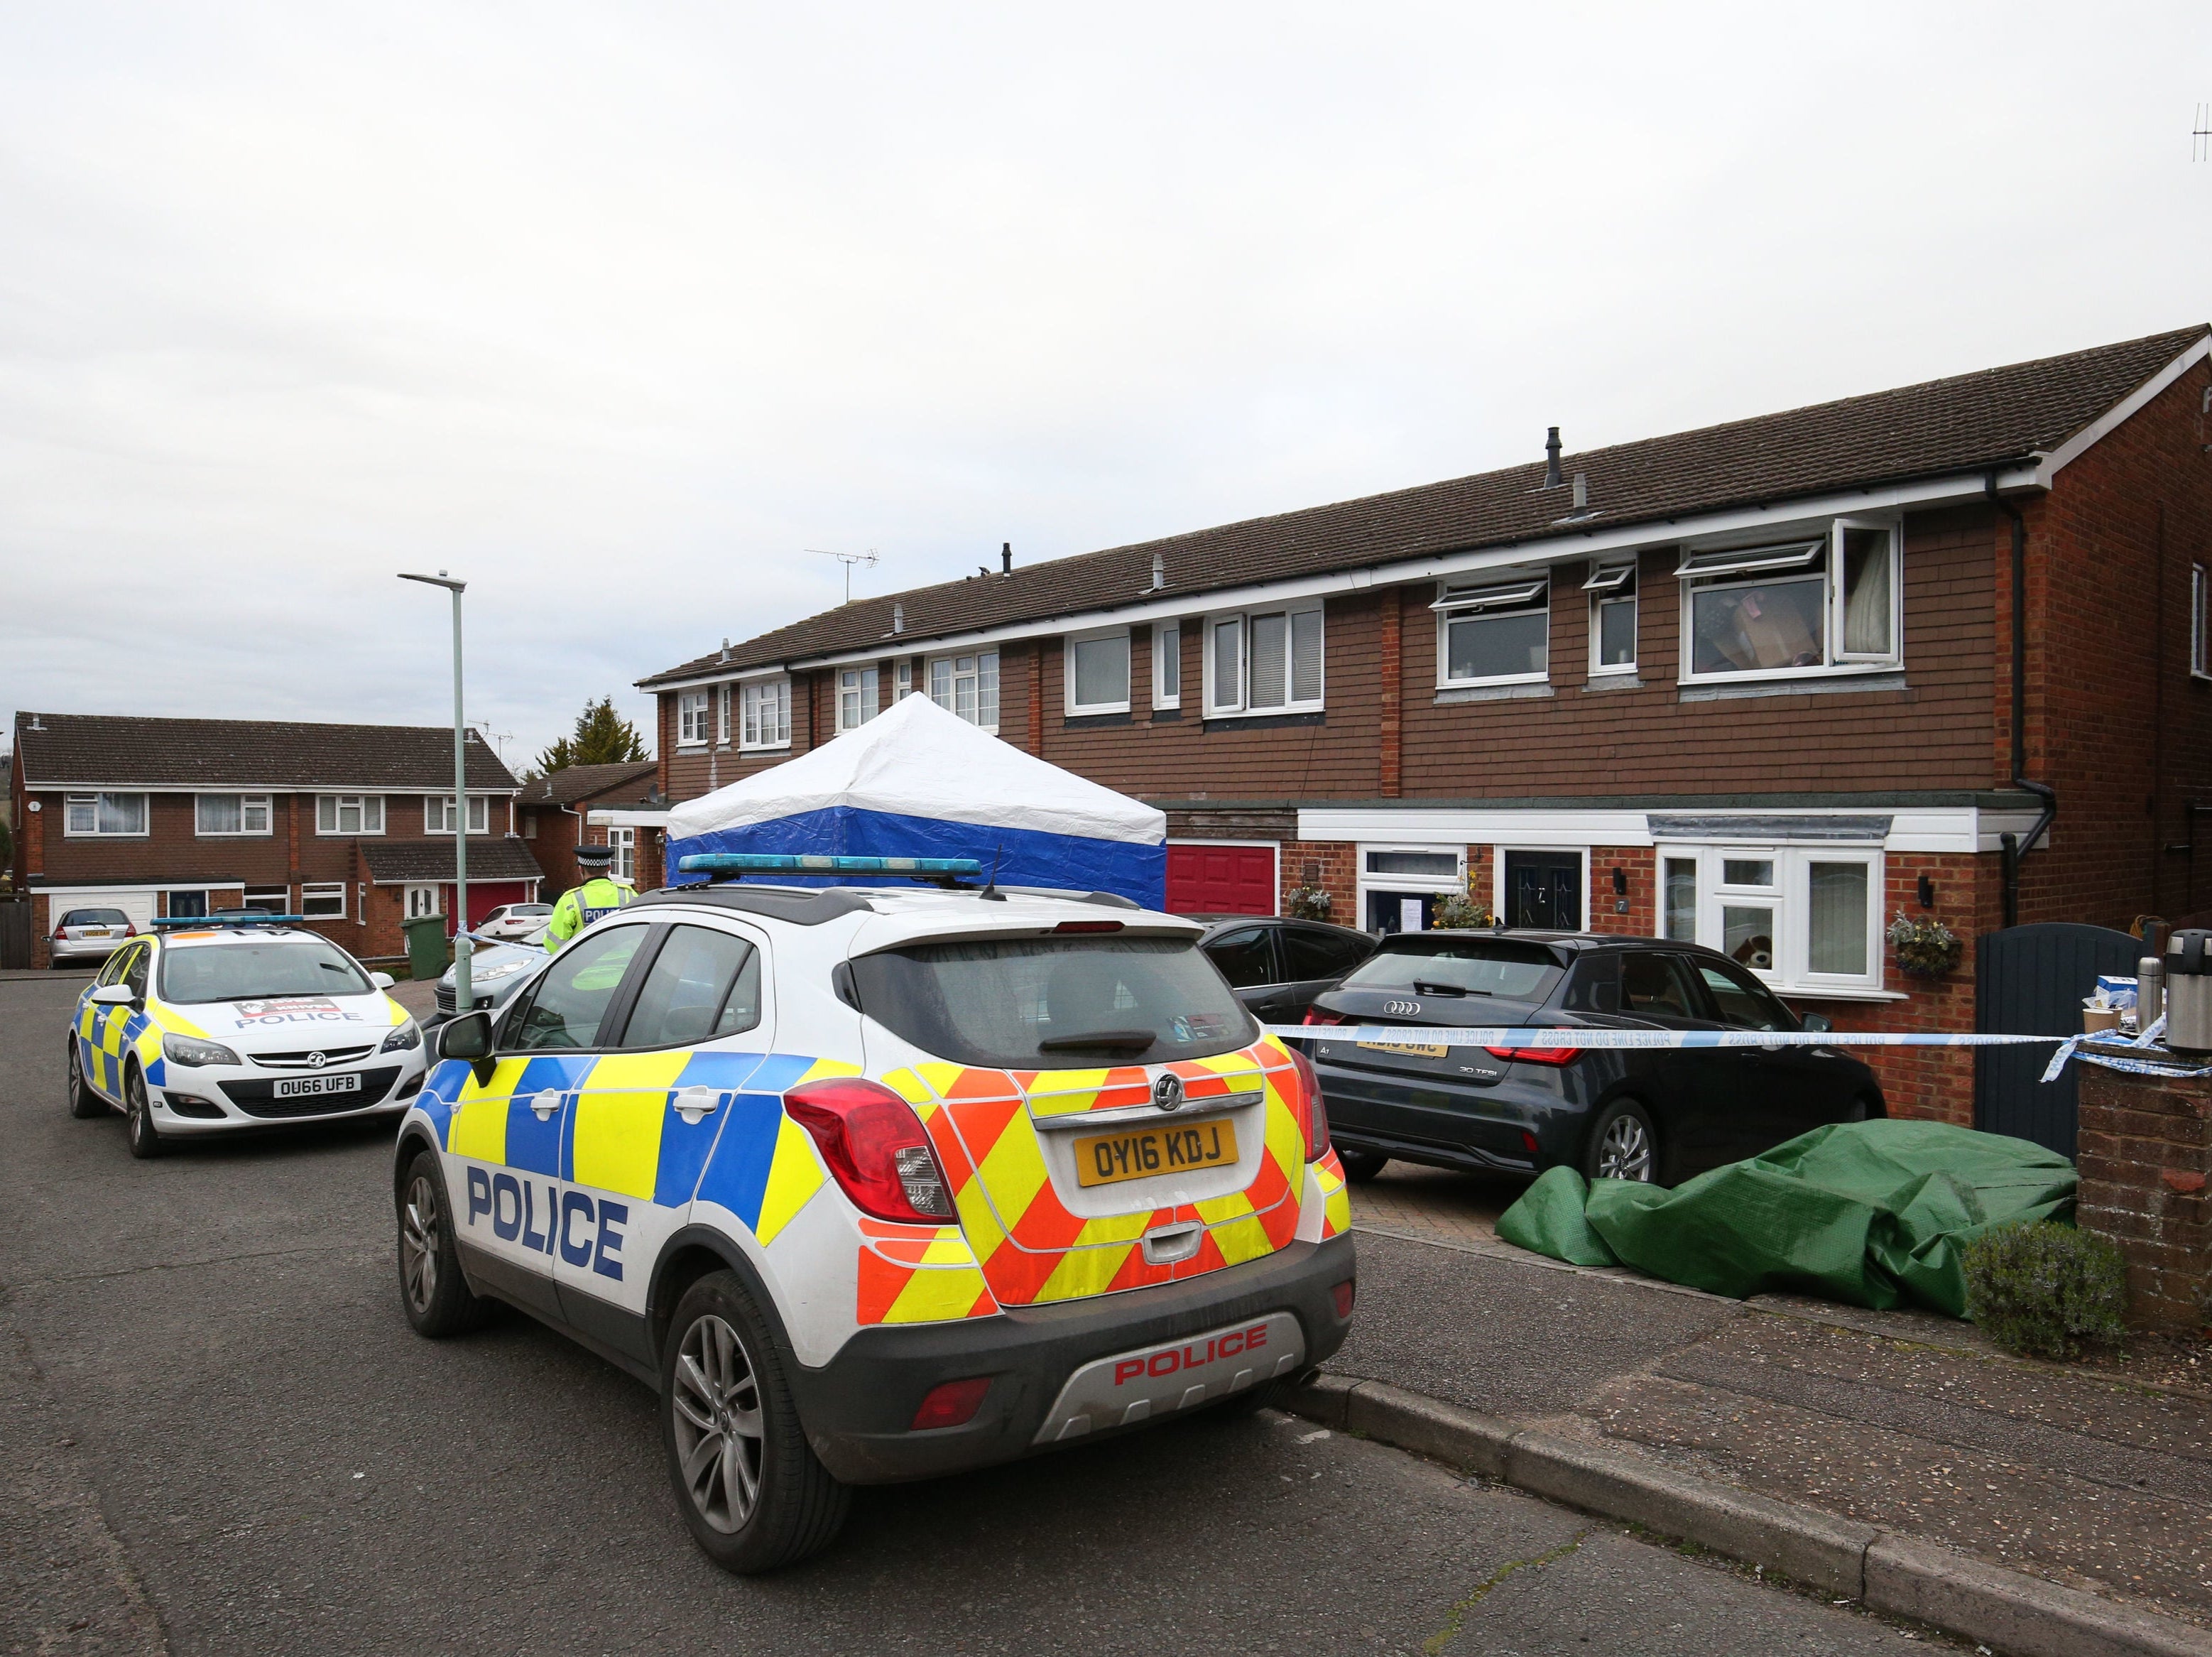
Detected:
left=3, top=3, right=2207, bottom=773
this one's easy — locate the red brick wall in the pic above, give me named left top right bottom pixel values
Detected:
left=1586, top=846, right=1655, bottom=937
left=2077, top=1063, right=2212, bottom=1330
left=1280, top=839, right=1356, bottom=923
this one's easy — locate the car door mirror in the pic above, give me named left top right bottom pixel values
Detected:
left=88, top=983, right=135, bottom=1007
left=1801, top=1011, right=1832, bottom=1033
left=369, top=971, right=396, bottom=990
left=437, top=1009, right=497, bottom=1084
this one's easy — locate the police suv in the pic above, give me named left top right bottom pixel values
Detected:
left=395, top=857, right=1356, bottom=1573
left=66, top=916, right=427, bottom=1157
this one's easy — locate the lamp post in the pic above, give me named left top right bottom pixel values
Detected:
left=398, top=570, right=473, bottom=1012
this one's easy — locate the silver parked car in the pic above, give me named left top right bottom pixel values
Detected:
left=49, top=907, right=139, bottom=967
left=427, top=924, right=550, bottom=1025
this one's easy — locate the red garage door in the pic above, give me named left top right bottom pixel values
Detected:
left=1165, top=842, right=1277, bottom=916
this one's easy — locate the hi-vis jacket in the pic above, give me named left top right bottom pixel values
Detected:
left=545, top=875, right=636, bottom=951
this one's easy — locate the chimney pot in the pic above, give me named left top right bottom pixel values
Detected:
left=1543, top=427, right=1563, bottom=489
left=1001, top=541, right=1013, bottom=575
left=1572, top=473, right=1588, bottom=511
left=1150, top=551, right=1165, bottom=591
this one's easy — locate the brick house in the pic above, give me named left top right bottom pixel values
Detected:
left=515, top=760, right=665, bottom=899
left=633, top=325, right=2212, bottom=1126
left=8, top=713, right=535, bottom=966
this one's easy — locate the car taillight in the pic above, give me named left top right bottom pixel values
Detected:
left=910, top=1375, right=993, bottom=1430
left=52, top=924, right=66, bottom=940
left=1483, top=1043, right=1579, bottom=1066
left=1051, top=920, right=1124, bottom=934
left=1285, top=1045, right=1331, bottom=1162
left=783, top=1077, right=957, bottom=1224
left=1301, top=1008, right=1344, bottom=1026
left=122, top=923, right=136, bottom=937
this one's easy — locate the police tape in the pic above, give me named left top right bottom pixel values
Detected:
left=1259, top=1025, right=2061, bottom=1051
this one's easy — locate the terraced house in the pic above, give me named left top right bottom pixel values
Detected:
left=636, top=325, right=2212, bottom=1149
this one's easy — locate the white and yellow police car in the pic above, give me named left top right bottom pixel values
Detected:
left=67, top=915, right=428, bottom=1158
left=396, top=855, right=1356, bottom=1574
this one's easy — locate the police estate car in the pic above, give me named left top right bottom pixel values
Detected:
left=395, top=857, right=1356, bottom=1573
left=66, top=916, right=427, bottom=1158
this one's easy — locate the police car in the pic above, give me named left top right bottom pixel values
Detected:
left=66, top=915, right=428, bottom=1158
left=394, top=855, right=1356, bottom=1573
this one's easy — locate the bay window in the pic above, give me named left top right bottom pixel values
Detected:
left=1435, top=578, right=1549, bottom=685
left=1206, top=604, right=1323, bottom=715
left=741, top=678, right=792, bottom=749
left=837, top=667, right=879, bottom=732
left=1657, top=844, right=1883, bottom=994
left=928, top=652, right=1000, bottom=729
left=1066, top=632, right=1131, bottom=716
left=195, top=793, right=271, bottom=836
left=677, top=690, right=710, bottom=745
left=315, top=795, right=384, bottom=835
left=64, top=792, right=148, bottom=836
left=1679, top=519, right=1900, bottom=682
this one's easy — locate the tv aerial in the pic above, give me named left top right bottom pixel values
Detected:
left=809, top=548, right=878, bottom=603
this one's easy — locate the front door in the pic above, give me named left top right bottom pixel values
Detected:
left=1503, top=852, right=1581, bottom=930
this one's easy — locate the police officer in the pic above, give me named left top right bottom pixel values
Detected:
left=544, top=842, right=636, bottom=952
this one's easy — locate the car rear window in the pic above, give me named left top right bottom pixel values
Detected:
left=158, top=940, right=374, bottom=1004
left=1341, top=938, right=1565, bottom=1001
left=61, top=908, right=129, bottom=927
left=851, top=935, right=1257, bottom=1069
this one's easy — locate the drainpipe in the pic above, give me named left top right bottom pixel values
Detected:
left=1986, top=473, right=2056, bottom=928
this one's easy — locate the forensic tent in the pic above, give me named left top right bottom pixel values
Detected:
left=1495, top=1119, right=2077, bottom=1318
left=664, top=692, right=1168, bottom=907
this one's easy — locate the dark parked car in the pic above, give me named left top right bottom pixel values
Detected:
left=1300, top=930, right=1884, bottom=1187
left=1193, top=916, right=1378, bottom=1023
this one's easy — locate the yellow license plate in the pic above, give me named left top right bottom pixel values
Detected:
left=1357, top=1041, right=1449, bottom=1058
left=1073, top=1118, right=1240, bottom=1188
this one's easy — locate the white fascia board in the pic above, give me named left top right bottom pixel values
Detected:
left=1971, top=808, right=2049, bottom=854
left=26, top=781, right=516, bottom=795
left=690, top=466, right=2042, bottom=681
left=2034, top=335, right=2211, bottom=483
left=31, top=879, right=250, bottom=896
left=587, top=808, right=672, bottom=827
left=1302, top=803, right=2014, bottom=854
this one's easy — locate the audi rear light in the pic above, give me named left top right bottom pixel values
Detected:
left=1301, top=1008, right=1344, bottom=1026
left=783, top=1077, right=957, bottom=1224
left=910, top=1375, right=993, bottom=1430
left=1483, top=1043, right=1579, bottom=1066
left=1285, top=1045, right=1331, bottom=1162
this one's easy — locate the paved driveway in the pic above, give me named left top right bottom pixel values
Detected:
left=2, top=978, right=1940, bottom=1656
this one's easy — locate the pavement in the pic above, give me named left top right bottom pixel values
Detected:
left=0, top=974, right=1959, bottom=1656
left=1339, top=1160, right=2212, bottom=1637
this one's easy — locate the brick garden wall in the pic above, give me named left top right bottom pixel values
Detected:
left=2077, top=1062, right=2211, bottom=1330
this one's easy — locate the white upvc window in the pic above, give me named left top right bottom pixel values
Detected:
left=1205, top=604, right=1323, bottom=715
left=1584, top=563, right=1636, bottom=675
left=242, top=886, right=290, bottom=914
left=1153, top=622, right=1182, bottom=708
left=716, top=684, right=731, bottom=746
left=1657, top=844, right=1884, bottom=994
left=928, top=652, right=1000, bottom=729
left=677, top=690, right=711, bottom=746
left=2194, top=565, right=2211, bottom=680
left=425, top=794, right=491, bottom=834
left=1678, top=519, right=1901, bottom=683
left=895, top=660, right=915, bottom=700
left=194, top=793, right=271, bottom=837
left=740, top=678, right=792, bottom=749
left=300, top=881, right=347, bottom=919
left=606, top=825, right=636, bottom=881
left=837, top=667, right=880, bottom=732
left=63, top=792, right=148, bottom=837
left=1066, top=631, right=1131, bottom=717
left=315, top=795, right=384, bottom=835
left=1436, top=577, right=1549, bottom=687
left=1356, top=844, right=1466, bottom=935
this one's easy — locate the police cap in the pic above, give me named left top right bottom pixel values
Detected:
left=574, top=842, right=617, bottom=866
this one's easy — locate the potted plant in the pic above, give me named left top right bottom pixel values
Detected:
left=1284, top=884, right=1334, bottom=923
left=1432, top=882, right=1493, bottom=930
left=1887, top=911, right=1962, bottom=978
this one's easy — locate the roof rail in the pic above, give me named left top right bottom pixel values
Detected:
left=632, top=885, right=877, bottom=926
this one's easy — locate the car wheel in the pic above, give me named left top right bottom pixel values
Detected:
left=1336, top=1149, right=1388, bottom=1183
left=662, top=1270, right=849, bottom=1574
left=396, top=1150, right=493, bottom=1337
left=123, top=1063, right=165, bottom=1159
left=1585, top=1099, right=1659, bottom=1184
left=67, top=1038, right=107, bottom=1119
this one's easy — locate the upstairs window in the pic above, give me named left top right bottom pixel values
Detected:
left=716, top=685, right=731, bottom=746
left=315, top=795, right=384, bottom=835
left=425, top=795, right=491, bottom=834
left=1584, top=563, right=1636, bottom=675
left=1206, top=604, right=1323, bottom=715
left=1153, top=622, right=1182, bottom=708
left=677, top=690, right=710, bottom=746
left=741, top=678, right=792, bottom=749
left=195, top=793, right=271, bottom=836
left=1679, top=520, right=1899, bottom=682
left=930, top=652, right=1000, bottom=729
left=64, top=792, right=148, bottom=837
left=2194, top=565, right=2211, bottom=680
left=837, top=667, right=879, bottom=732
left=1435, top=577, right=1549, bottom=686
left=1067, top=632, right=1131, bottom=716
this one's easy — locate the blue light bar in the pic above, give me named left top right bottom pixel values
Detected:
left=151, top=913, right=308, bottom=928
left=678, top=853, right=984, bottom=877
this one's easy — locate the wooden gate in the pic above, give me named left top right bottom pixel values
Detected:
left=1974, top=921, right=2142, bottom=1158
left=0, top=899, right=31, bottom=971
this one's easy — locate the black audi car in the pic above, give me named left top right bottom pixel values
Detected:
left=1300, top=930, right=1884, bottom=1187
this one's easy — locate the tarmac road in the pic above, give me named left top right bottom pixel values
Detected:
left=1, top=977, right=1948, bottom=1656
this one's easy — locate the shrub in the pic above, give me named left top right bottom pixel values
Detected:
left=1962, top=1222, right=2128, bottom=1360
left=1431, top=889, right=1492, bottom=930
left=1283, top=884, right=1334, bottom=922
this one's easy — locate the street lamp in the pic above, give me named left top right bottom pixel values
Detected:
left=398, top=570, right=474, bottom=1013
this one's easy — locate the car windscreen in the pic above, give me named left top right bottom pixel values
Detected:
left=1340, top=938, right=1566, bottom=1001
left=60, top=908, right=129, bottom=927
left=850, top=935, right=1257, bottom=1069
left=158, top=940, right=375, bottom=1004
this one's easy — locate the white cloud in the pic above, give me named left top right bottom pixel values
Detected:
left=1, top=1, right=2206, bottom=768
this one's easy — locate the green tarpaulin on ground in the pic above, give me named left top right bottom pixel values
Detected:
left=1493, top=1119, right=2077, bottom=1317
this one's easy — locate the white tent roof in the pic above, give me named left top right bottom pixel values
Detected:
left=666, top=692, right=1166, bottom=847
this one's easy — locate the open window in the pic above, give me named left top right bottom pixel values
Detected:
left=1435, top=578, right=1549, bottom=687
left=1678, top=520, right=1900, bottom=682
left=1583, top=563, right=1636, bottom=675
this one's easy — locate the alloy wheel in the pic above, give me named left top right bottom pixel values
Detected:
left=400, top=1175, right=442, bottom=1314
left=671, top=1313, right=766, bottom=1534
left=126, top=1070, right=153, bottom=1149
left=1596, top=1113, right=1654, bottom=1182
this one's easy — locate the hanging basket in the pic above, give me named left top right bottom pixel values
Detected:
left=1285, top=884, right=1334, bottom=923
left=1887, top=913, right=1962, bottom=978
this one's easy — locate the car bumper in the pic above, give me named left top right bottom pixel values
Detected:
left=151, top=1059, right=427, bottom=1133
left=1309, top=1048, right=1589, bottom=1173
left=50, top=938, right=129, bottom=962
left=786, top=1234, right=1356, bottom=1484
